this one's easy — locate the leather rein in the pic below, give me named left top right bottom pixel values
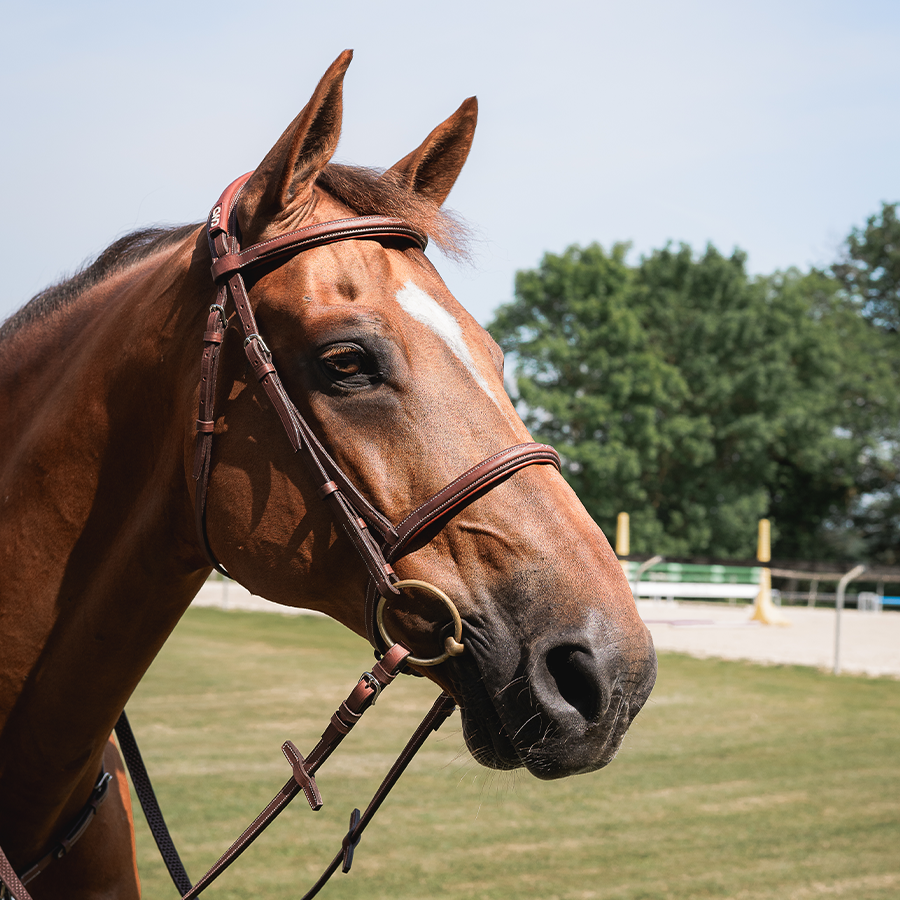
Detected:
left=0, top=174, right=561, bottom=900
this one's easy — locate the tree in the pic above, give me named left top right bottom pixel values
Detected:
left=833, top=202, right=900, bottom=333
left=831, top=202, right=900, bottom=562
left=489, top=241, right=899, bottom=561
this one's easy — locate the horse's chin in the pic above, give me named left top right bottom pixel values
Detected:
left=457, top=692, right=630, bottom=781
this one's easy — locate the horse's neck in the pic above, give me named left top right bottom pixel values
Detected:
left=0, top=233, right=211, bottom=837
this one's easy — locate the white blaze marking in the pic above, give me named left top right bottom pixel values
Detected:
left=395, top=281, right=502, bottom=407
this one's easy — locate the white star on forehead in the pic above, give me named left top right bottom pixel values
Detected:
left=395, top=281, right=503, bottom=410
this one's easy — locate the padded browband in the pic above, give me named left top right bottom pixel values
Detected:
left=210, top=216, right=428, bottom=282
left=205, top=171, right=427, bottom=278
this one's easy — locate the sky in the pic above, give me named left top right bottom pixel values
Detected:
left=3, top=1, right=899, bottom=326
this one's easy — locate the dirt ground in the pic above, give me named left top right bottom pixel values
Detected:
left=636, top=598, right=900, bottom=678
left=191, top=580, right=900, bottom=678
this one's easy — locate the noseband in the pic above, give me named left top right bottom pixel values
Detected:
left=194, top=172, right=561, bottom=662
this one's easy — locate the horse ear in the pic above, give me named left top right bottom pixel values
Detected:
left=238, top=50, right=352, bottom=236
left=385, top=97, right=477, bottom=206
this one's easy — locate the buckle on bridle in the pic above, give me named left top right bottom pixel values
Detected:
left=243, top=333, right=270, bottom=355
left=209, top=303, right=228, bottom=330
left=360, top=671, right=384, bottom=703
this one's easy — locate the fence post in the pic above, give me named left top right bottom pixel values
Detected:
left=833, top=564, right=866, bottom=675
left=616, top=512, right=630, bottom=577
left=750, top=518, right=789, bottom=625
left=807, top=579, right=819, bottom=608
left=616, top=512, right=630, bottom=555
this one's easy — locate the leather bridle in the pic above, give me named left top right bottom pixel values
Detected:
left=194, top=171, right=561, bottom=662
left=0, top=174, right=564, bottom=900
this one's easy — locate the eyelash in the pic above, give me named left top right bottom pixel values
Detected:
left=318, top=344, right=382, bottom=385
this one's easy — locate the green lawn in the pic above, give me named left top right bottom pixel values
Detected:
left=127, top=608, right=900, bottom=900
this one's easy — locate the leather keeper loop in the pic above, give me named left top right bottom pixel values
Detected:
left=339, top=701, right=364, bottom=726
left=329, top=712, right=352, bottom=736
left=252, top=361, right=276, bottom=380
left=203, top=330, right=224, bottom=343
left=317, top=481, right=339, bottom=499
left=372, top=644, right=408, bottom=681
left=196, top=420, right=215, bottom=433
left=210, top=255, right=242, bottom=283
left=328, top=699, right=364, bottom=736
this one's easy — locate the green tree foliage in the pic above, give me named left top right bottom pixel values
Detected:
left=832, top=202, right=900, bottom=562
left=489, top=239, right=899, bottom=562
left=833, top=201, right=900, bottom=333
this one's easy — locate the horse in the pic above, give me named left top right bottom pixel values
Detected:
left=0, top=51, right=656, bottom=899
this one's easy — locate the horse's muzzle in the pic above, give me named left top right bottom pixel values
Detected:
left=451, top=615, right=657, bottom=780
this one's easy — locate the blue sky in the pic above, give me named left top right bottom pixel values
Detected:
left=3, top=1, right=899, bottom=324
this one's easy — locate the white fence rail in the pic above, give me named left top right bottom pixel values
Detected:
left=632, top=580, right=761, bottom=601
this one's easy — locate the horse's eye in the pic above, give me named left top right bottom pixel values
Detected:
left=318, top=345, right=379, bottom=385
left=322, top=349, right=362, bottom=376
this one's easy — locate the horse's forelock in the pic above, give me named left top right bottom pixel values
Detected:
left=316, top=164, right=471, bottom=261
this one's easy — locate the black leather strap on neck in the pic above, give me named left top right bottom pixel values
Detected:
left=0, top=767, right=112, bottom=898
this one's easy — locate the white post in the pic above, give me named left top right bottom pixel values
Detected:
left=833, top=564, right=866, bottom=675
left=630, top=555, right=664, bottom=599
left=807, top=579, right=819, bottom=608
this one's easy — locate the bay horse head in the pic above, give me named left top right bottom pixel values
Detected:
left=0, top=49, right=655, bottom=897
left=197, top=50, right=656, bottom=779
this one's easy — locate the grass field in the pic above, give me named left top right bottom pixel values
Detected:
left=126, top=607, right=900, bottom=900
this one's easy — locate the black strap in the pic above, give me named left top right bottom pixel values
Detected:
left=115, top=712, right=194, bottom=896
left=0, top=767, right=113, bottom=900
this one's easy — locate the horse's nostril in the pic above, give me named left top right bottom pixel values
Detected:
left=544, top=644, right=608, bottom=723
